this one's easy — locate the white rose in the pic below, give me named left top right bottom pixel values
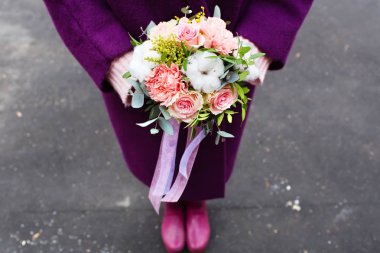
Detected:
left=185, top=51, right=224, bottom=93
left=129, top=40, right=160, bottom=82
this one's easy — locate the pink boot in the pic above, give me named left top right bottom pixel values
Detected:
left=161, top=202, right=186, bottom=253
left=185, top=201, right=210, bottom=253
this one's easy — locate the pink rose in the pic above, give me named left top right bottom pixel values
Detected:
left=207, top=84, right=238, bottom=115
left=145, top=64, right=187, bottom=106
left=175, top=17, right=205, bottom=48
left=167, top=91, right=204, bottom=122
left=200, top=17, right=237, bottom=55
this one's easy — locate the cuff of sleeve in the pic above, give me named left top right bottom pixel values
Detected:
left=240, top=37, right=272, bottom=86
left=251, top=55, right=272, bottom=85
left=108, top=52, right=134, bottom=106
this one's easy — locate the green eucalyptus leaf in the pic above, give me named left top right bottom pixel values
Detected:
left=220, top=70, right=229, bottom=79
left=131, top=92, right=144, bottom=108
left=159, top=106, right=171, bottom=120
left=158, top=117, right=174, bottom=135
left=213, top=5, right=221, bottom=18
left=144, top=103, right=154, bottom=112
left=215, top=133, right=221, bottom=145
left=127, top=79, right=143, bottom=93
left=149, top=105, right=160, bottom=119
left=226, top=71, right=239, bottom=83
left=150, top=128, right=160, bottom=134
left=217, top=130, right=234, bottom=138
left=225, top=63, right=235, bottom=71
left=136, top=118, right=157, bottom=127
left=140, top=82, right=150, bottom=96
left=218, top=81, right=229, bottom=90
left=146, top=21, right=156, bottom=36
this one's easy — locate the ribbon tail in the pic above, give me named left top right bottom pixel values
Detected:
left=148, top=119, right=180, bottom=214
left=179, top=128, right=206, bottom=179
left=162, top=127, right=206, bottom=202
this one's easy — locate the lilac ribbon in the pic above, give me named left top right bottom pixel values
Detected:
left=179, top=129, right=206, bottom=179
left=148, top=121, right=206, bottom=214
left=148, top=119, right=180, bottom=214
left=162, top=127, right=206, bottom=203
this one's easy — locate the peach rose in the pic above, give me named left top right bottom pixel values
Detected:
left=207, top=84, right=238, bottom=115
left=149, top=20, right=177, bottom=39
left=145, top=64, right=187, bottom=106
left=167, top=91, right=204, bottom=123
left=175, top=17, right=205, bottom=48
left=200, top=17, right=237, bottom=55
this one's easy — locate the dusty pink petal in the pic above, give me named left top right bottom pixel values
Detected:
left=207, top=84, right=238, bottom=115
left=168, top=91, right=203, bottom=122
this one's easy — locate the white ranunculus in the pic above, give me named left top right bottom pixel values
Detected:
left=185, top=51, right=224, bottom=93
left=129, top=40, right=160, bottom=82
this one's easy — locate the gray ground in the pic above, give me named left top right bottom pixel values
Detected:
left=1, top=0, right=379, bottom=252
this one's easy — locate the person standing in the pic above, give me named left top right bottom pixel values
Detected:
left=43, top=1, right=313, bottom=252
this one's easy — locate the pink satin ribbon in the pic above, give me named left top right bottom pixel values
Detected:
left=148, top=120, right=206, bottom=214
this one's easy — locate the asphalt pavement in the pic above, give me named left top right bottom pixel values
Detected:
left=1, top=0, right=380, bottom=252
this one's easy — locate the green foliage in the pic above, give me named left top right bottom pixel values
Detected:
left=122, top=71, right=131, bottom=79
left=129, top=33, right=141, bottom=47
left=158, top=117, right=174, bottom=135
left=136, top=118, right=157, bottom=127
left=145, top=21, right=156, bottom=36
left=131, top=92, right=144, bottom=108
left=213, top=5, right=221, bottom=18
left=238, top=46, right=251, bottom=56
left=145, top=35, right=187, bottom=66
left=217, top=130, right=234, bottom=138
left=150, top=128, right=160, bottom=134
left=159, top=106, right=171, bottom=120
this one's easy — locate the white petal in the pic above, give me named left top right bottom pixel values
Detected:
left=201, top=75, right=221, bottom=93
left=129, top=40, right=160, bottom=82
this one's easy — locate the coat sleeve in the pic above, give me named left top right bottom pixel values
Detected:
left=43, top=0, right=133, bottom=92
left=235, top=0, right=313, bottom=70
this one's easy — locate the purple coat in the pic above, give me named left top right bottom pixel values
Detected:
left=43, top=0, right=313, bottom=201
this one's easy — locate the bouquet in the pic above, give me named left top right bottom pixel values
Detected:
left=122, top=6, right=266, bottom=213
